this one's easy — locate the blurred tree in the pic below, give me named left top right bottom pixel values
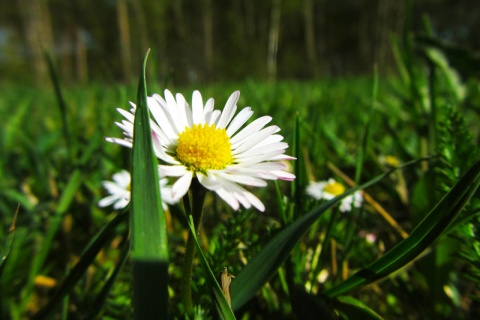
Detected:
left=16, top=0, right=53, bottom=86
left=202, top=0, right=213, bottom=80
left=267, top=0, right=281, bottom=81
left=1, top=0, right=479, bottom=85
left=116, top=0, right=132, bottom=82
left=303, top=0, right=319, bottom=77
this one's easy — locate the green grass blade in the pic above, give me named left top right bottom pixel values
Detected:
left=28, top=170, right=83, bottom=293
left=354, top=67, right=377, bottom=184
left=186, top=215, right=236, bottom=320
left=0, top=206, right=19, bottom=277
left=91, top=239, right=130, bottom=317
left=130, top=49, right=169, bottom=319
left=31, top=210, right=128, bottom=319
left=230, top=160, right=423, bottom=311
left=333, top=296, right=384, bottom=320
left=45, top=50, right=74, bottom=161
left=325, top=159, right=480, bottom=298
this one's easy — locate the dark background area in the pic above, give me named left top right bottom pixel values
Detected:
left=1, top=0, right=479, bottom=86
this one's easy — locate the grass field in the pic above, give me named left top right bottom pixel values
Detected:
left=1, top=46, right=480, bottom=319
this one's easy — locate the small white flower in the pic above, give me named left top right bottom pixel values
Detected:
left=99, top=170, right=176, bottom=210
left=107, top=90, right=295, bottom=211
left=306, top=178, right=363, bottom=212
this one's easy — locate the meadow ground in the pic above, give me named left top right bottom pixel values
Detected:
left=1, top=59, right=480, bottom=319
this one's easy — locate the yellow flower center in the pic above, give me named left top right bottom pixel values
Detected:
left=176, top=124, right=232, bottom=171
left=324, top=181, right=345, bottom=196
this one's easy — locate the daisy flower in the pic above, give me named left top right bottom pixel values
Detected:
left=306, top=178, right=363, bottom=212
left=106, top=90, right=295, bottom=211
left=99, top=169, right=176, bottom=210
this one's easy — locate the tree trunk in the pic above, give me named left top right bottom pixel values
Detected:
left=116, top=0, right=132, bottom=82
left=203, top=0, right=213, bottom=80
left=76, top=28, right=88, bottom=84
left=303, top=0, right=318, bottom=77
left=131, top=0, right=150, bottom=70
left=16, top=0, right=53, bottom=86
left=267, top=0, right=281, bottom=81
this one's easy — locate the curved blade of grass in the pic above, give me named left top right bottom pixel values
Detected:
left=333, top=296, right=384, bottom=320
left=230, top=159, right=424, bottom=311
left=32, top=210, right=128, bottom=319
left=0, top=206, right=19, bottom=277
left=27, top=169, right=83, bottom=304
left=45, top=50, right=73, bottom=161
left=325, top=159, right=480, bottom=298
left=130, top=49, right=169, bottom=319
left=91, top=239, right=130, bottom=317
left=186, top=215, right=236, bottom=320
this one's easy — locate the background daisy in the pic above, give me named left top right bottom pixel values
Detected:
left=306, top=178, right=363, bottom=212
left=99, top=170, right=176, bottom=210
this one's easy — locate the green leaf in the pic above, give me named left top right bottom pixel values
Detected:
left=230, top=159, right=424, bottom=311
left=91, top=239, right=130, bottom=317
left=130, top=49, right=169, bottom=319
left=28, top=169, right=83, bottom=298
left=45, top=50, right=74, bottom=161
left=31, top=210, right=128, bottom=319
left=333, top=296, right=384, bottom=320
left=186, top=215, right=236, bottom=320
left=0, top=206, right=19, bottom=277
left=325, top=159, right=480, bottom=298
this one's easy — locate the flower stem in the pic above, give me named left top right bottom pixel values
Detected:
left=181, top=178, right=207, bottom=315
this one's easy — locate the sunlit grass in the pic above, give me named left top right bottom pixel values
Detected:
left=1, top=55, right=480, bottom=319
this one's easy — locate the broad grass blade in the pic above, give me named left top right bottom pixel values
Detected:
left=28, top=169, right=83, bottom=296
left=325, top=159, right=480, bottom=298
left=130, top=49, right=169, bottom=319
left=333, top=296, right=384, bottom=320
left=32, top=210, right=128, bottom=319
left=230, top=161, right=420, bottom=310
left=91, top=240, right=130, bottom=317
left=186, top=216, right=236, bottom=320
left=0, top=206, right=19, bottom=277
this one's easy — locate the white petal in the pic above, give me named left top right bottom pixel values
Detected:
left=192, top=90, right=205, bottom=124
left=233, top=126, right=280, bottom=155
left=113, top=197, right=130, bottom=210
left=171, top=171, right=193, bottom=199
left=208, top=110, right=221, bottom=125
left=216, top=172, right=267, bottom=187
left=235, top=150, right=287, bottom=166
left=203, top=98, right=215, bottom=123
left=159, top=91, right=182, bottom=128
left=271, top=170, right=296, bottom=181
left=152, top=132, right=178, bottom=164
left=243, top=191, right=265, bottom=212
left=254, top=134, right=284, bottom=148
left=98, top=194, right=120, bottom=207
left=214, top=187, right=240, bottom=210
left=268, top=154, right=296, bottom=161
left=105, top=137, right=133, bottom=148
left=112, top=170, right=131, bottom=186
left=148, top=97, right=178, bottom=139
left=160, top=165, right=189, bottom=177
left=235, top=142, right=288, bottom=159
left=216, top=91, right=240, bottom=128
left=226, top=107, right=253, bottom=137
left=117, top=108, right=135, bottom=122
left=230, top=116, right=272, bottom=145
left=213, top=174, right=265, bottom=211
left=178, top=94, right=193, bottom=128
left=197, top=172, right=222, bottom=190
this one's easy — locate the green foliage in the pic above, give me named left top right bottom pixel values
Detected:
left=2, top=32, right=480, bottom=318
